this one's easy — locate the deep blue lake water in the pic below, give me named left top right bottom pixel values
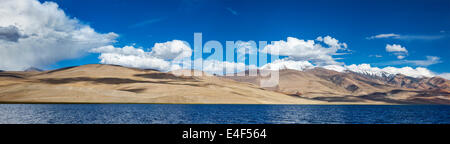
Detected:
left=0, top=104, right=448, bottom=124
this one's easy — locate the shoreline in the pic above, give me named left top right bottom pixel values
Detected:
left=0, top=101, right=428, bottom=105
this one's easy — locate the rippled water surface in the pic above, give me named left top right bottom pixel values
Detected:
left=0, top=104, right=448, bottom=124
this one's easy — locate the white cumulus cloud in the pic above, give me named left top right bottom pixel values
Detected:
left=91, top=45, right=172, bottom=71
left=198, top=59, right=257, bottom=75
left=260, top=59, right=314, bottom=71
left=386, top=44, right=408, bottom=53
left=316, top=36, right=348, bottom=49
left=0, top=0, right=118, bottom=70
left=150, top=40, right=192, bottom=60
left=261, top=36, right=348, bottom=65
left=96, top=52, right=174, bottom=71
left=91, top=40, right=192, bottom=71
left=386, top=44, right=408, bottom=59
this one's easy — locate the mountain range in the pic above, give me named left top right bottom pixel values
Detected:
left=0, top=64, right=325, bottom=104
left=224, top=68, right=450, bottom=104
left=0, top=64, right=448, bottom=104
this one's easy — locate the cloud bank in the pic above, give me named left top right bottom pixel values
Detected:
left=260, top=59, right=314, bottom=71
left=0, top=0, right=117, bottom=70
left=91, top=40, right=192, bottom=71
left=91, top=40, right=257, bottom=75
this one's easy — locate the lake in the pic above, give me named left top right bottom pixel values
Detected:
left=0, top=104, right=448, bottom=124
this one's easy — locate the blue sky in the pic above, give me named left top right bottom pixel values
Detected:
left=41, top=0, right=449, bottom=73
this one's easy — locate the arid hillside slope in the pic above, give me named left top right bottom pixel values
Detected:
left=0, top=64, right=343, bottom=104
left=1, top=64, right=448, bottom=104
left=223, top=68, right=450, bottom=104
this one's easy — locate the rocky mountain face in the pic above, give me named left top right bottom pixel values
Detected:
left=385, top=75, right=449, bottom=91
left=223, top=68, right=450, bottom=104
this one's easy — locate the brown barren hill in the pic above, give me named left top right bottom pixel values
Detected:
left=2, top=64, right=447, bottom=104
left=223, top=68, right=450, bottom=104
left=0, top=64, right=337, bottom=104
